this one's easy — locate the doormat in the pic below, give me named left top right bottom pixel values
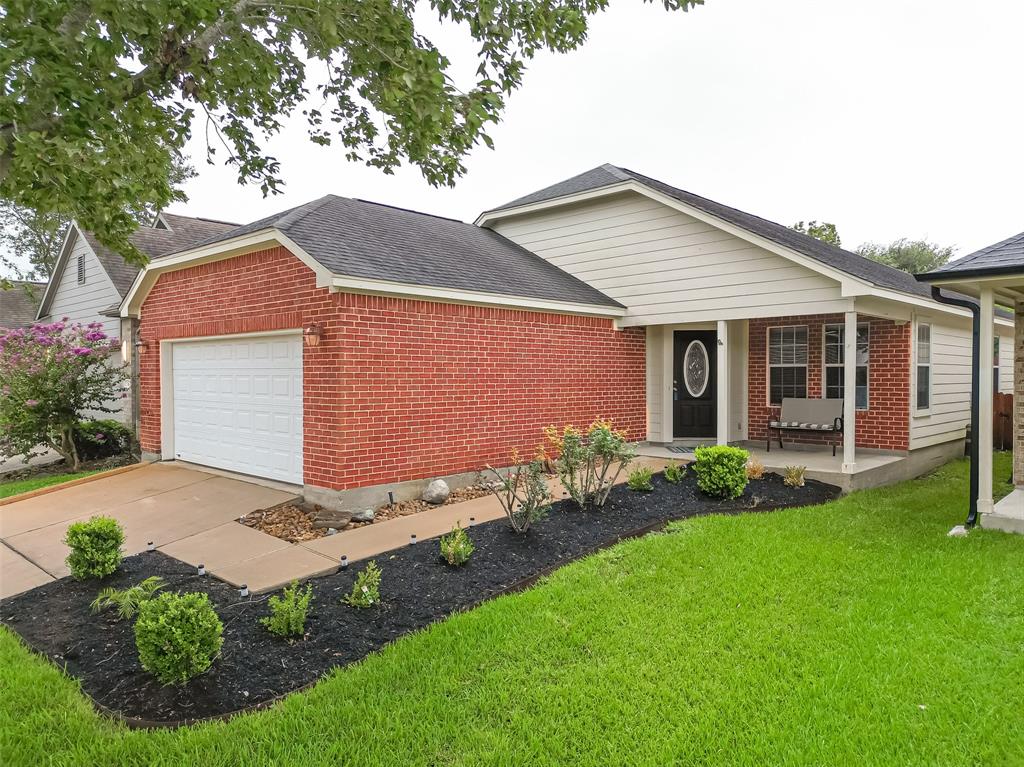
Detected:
left=666, top=444, right=703, bottom=453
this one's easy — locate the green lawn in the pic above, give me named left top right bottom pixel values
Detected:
left=3, top=455, right=1023, bottom=766
left=0, top=468, right=102, bottom=499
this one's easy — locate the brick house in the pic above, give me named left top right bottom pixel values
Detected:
left=120, top=166, right=1013, bottom=506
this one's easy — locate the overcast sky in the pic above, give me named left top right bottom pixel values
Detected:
left=17, top=0, right=1024, bottom=275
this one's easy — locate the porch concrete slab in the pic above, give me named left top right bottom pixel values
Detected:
left=2, top=466, right=295, bottom=579
left=0, top=542, right=54, bottom=599
left=158, top=522, right=290, bottom=570
left=0, top=463, right=207, bottom=538
left=211, top=546, right=338, bottom=594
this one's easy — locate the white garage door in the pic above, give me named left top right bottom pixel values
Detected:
left=171, top=335, right=303, bottom=484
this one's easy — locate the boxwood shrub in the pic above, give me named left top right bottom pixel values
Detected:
left=135, top=592, right=224, bottom=684
left=691, top=445, right=750, bottom=499
left=64, top=516, right=124, bottom=579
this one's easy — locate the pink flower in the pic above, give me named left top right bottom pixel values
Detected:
left=71, top=347, right=91, bottom=356
left=25, top=399, right=38, bottom=407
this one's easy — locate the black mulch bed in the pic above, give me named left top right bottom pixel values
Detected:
left=1, top=471, right=838, bottom=726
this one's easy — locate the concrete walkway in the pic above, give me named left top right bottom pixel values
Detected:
left=1, top=456, right=672, bottom=599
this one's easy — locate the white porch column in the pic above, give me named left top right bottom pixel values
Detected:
left=978, top=287, right=995, bottom=515
left=841, top=310, right=857, bottom=473
left=716, top=320, right=729, bottom=445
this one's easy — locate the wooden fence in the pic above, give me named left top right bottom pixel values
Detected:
left=994, top=392, right=1013, bottom=450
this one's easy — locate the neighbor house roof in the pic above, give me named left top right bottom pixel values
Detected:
left=489, top=163, right=936, bottom=301
left=0, top=281, right=46, bottom=329
left=173, top=195, right=621, bottom=308
left=918, top=230, right=1024, bottom=281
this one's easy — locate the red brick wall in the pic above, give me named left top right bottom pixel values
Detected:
left=747, top=314, right=910, bottom=451
left=138, top=246, right=646, bottom=490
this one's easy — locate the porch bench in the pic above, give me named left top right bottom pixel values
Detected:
left=767, top=397, right=844, bottom=456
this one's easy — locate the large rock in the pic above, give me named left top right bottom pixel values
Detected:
left=422, top=479, right=450, bottom=505
left=351, top=508, right=375, bottom=523
left=311, top=508, right=353, bottom=530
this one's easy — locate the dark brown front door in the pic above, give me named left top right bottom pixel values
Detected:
left=673, top=330, right=717, bottom=439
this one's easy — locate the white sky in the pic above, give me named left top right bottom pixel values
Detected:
left=11, top=0, right=1024, bottom=277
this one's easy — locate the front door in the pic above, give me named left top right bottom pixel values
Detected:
left=673, top=330, right=717, bottom=439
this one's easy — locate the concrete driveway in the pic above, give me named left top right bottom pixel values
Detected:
left=0, top=463, right=297, bottom=599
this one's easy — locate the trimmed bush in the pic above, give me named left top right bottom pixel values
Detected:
left=691, top=445, right=749, bottom=499
left=64, top=516, right=124, bottom=579
left=73, top=419, right=133, bottom=461
left=663, top=462, right=686, bottom=484
left=627, top=466, right=654, bottom=492
left=134, top=592, right=223, bottom=684
left=439, top=523, right=474, bottom=566
left=261, top=580, right=314, bottom=638
left=344, top=561, right=382, bottom=608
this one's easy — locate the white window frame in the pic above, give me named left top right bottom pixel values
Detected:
left=822, top=322, right=870, bottom=410
left=767, top=325, right=809, bottom=406
left=914, top=321, right=932, bottom=415
left=76, top=254, right=86, bottom=284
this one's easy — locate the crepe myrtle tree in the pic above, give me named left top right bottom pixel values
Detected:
left=0, top=0, right=702, bottom=268
left=0, top=320, right=128, bottom=470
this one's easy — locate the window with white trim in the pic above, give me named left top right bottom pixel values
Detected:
left=824, top=322, right=869, bottom=409
left=76, top=254, right=85, bottom=284
left=768, top=325, right=808, bottom=405
left=915, top=323, right=931, bottom=411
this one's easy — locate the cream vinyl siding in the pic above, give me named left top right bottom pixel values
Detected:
left=645, top=326, right=665, bottom=440
left=45, top=233, right=122, bottom=341
left=909, top=319, right=1015, bottom=449
left=490, top=192, right=847, bottom=326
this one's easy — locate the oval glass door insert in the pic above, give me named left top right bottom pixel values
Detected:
left=683, top=340, right=709, bottom=397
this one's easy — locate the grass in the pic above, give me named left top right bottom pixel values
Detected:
left=0, top=469, right=102, bottom=499
left=2, top=455, right=1023, bottom=765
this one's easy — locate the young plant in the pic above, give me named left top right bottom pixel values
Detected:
left=746, top=458, right=766, bottom=480
left=344, top=561, right=382, bottom=608
left=261, top=580, right=314, bottom=638
left=73, top=419, right=134, bottom=461
left=691, top=445, right=750, bottom=500
left=663, top=462, right=686, bottom=484
left=90, top=576, right=166, bottom=619
left=783, top=465, right=807, bottom=488
left=545, top=419, right=635, bottom=509
left=485, top=450, right=552, bottom=533
left=627, top=466, right=654, bottom=492
left=64, top=516, right=124, bottom=579
left=439, top=523, right=474, bottom=566
left=134, top=592, right=223, bottom=685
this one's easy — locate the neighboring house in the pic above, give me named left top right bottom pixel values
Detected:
left=119, top=166, right=1013, bottom=505
left=0, top=281, right=46, bottom=330
left=37, top=213, right=237, bottom=422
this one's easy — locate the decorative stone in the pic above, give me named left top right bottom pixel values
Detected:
left=947, top=524, right=969, bottom=537
left=351, top=508, right=375, bottom=523
left=311, top=508, right=353, bottom=530
left=422, top=479, right=450, bottom=504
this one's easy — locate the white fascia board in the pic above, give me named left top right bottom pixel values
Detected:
left=36, top=222, right=88, bottom=319
left=120, top=229, right=333, bottom=318
left=477, top=181, right=867, bottom=294
left=330, top=275, right=626, bottom=318
left=864, top=287, right=1014, bottom=328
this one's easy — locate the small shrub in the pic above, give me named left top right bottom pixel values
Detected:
left=90, top=576, right=166, bottom=619
left=134, top=592, right=223, bottom=684
left=663, top=462, right=686, bottom=484
left=746, top=458, right=766, bottom=480
left=64, top=516, right=124, bottom=579
left=783, top=465, right=807, bottom=488
left=545, top=419, right=635, bottom=509
left=691, top=445, right=750, bottom=499
left=344, top=561, right=382, bottom=608
left=73, top=419, right=133, bottom=461
left=261, top=580, right=314, bottom=638
left=627, top=466, right=654, bottom=491
left=485, top=450, right=552, bottom=533
left=439, top=523, right=475, bottom=566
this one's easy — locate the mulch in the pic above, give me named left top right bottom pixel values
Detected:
left=0, top=470, right=839, bottom=726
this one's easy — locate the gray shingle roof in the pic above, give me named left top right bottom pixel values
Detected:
left=0, top=281, right=45, bottom=329
left=492, top=164, right=936, bottom=300
left=84, top=214, right=238, bottom=297
left=921, top=230, right=1024, bottom=279
left=177, top=195, right=622, bottom=308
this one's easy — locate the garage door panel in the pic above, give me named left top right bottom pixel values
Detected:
left=172, top=335, right=303, bottom=484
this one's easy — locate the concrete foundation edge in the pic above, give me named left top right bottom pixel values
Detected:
left=305, top=466, right=505, bottom=512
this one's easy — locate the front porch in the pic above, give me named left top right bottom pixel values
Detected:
left=636, top=442, right=911, bottom=492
